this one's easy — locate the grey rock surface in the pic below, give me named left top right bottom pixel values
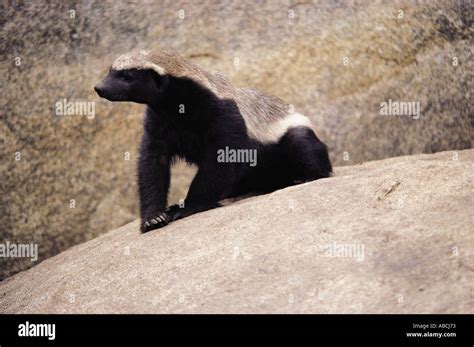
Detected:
left=1, top=149, right=472, bottom=313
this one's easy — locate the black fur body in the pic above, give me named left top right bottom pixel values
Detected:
left=94, top=51, right=332, bottom=232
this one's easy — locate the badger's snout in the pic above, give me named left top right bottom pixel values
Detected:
left=94, top=78, right=127, bottom=102
left=94, top=83, right=105, bottom=98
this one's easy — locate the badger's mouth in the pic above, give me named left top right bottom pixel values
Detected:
left=99, top=93, right=128, bottom=102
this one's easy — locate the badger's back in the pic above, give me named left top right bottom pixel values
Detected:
left=233, top=87, right=312, bottom=144
left=205, top=69, right=312, bottom=144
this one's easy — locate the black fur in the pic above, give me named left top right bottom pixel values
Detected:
left=94, top=68, right=332, bottom=233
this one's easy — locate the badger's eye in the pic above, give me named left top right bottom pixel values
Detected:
left=121, top=71, right=134, bottom=82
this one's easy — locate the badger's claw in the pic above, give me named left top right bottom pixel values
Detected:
left=141, top=212, right=169, bottom=233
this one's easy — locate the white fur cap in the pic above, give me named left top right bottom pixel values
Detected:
left=111, top=50, right=166, bottom=75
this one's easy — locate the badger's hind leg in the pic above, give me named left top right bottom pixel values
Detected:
left=278, top=126, right=332, bottom=184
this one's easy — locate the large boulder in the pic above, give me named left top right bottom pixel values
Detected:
left=0, top=149, right=472, bottom=313
left=1, top=0, right=471, bottom=279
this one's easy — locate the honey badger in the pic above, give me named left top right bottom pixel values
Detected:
left=94, top=50, right=332, bottom=233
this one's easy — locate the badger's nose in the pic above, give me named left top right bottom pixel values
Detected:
left=94, top=85, right=104, bottom=97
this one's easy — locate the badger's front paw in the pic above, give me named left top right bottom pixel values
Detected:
left=141, top=212, right=169, bottom=233
left=166, top=204, right=184, bottom=221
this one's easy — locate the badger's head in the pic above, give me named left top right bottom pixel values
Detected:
left=94, top=50, right=168, bottom=105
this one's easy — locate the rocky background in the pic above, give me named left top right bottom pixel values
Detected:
left=0, top=0, right=472, bottom=279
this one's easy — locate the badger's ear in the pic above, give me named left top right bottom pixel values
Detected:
left=153, top=72, right=169, bottom=94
